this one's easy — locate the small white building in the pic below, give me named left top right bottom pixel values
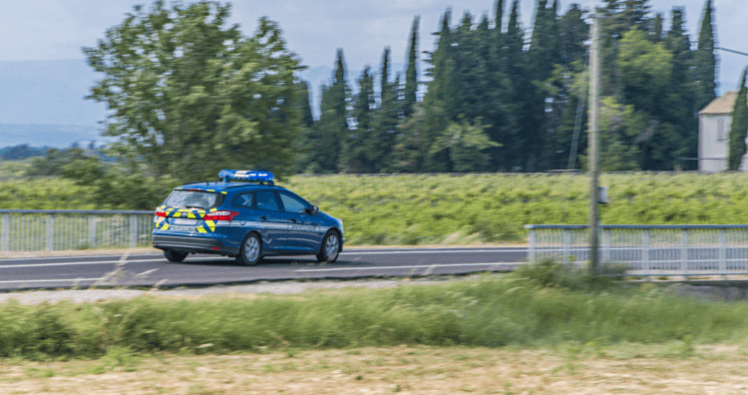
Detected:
left=699, top=91, right=748, bottom=173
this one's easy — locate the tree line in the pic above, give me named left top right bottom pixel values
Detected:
left=296, top=0, right=723, bottom=173
left=18, top=0, right=728, bottom=210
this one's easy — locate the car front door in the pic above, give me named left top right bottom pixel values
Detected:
left=254, top=190, right=286, bottom=252
left=278, top=191, right=319, bottom=251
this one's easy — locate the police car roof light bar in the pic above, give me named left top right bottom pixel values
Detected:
left=219, top=170, right=275, bottom=184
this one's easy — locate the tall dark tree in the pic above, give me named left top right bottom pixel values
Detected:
left=380, top=46, right=390, bottom=99
left=694, top=0, right=717, bottom=113
left=372, top=50, right=402, bottom=172
left=314, top=49, right=350, bottom=172
left=403, top=17, right=420, bottom=117
left=297, top=81, right=314, bottom=128
left=664, top=7, right=697, bottom=164
left=422, top=10, right=456, bottom=172
left=728, top=69, right=748, bottom=171
left=341, top=67, right=375, bottom=173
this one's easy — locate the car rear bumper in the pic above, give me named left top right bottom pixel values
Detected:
left=152, top=234, right=240, bottom=256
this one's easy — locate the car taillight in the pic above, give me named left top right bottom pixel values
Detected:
left=203, top=211, right=239, bottom=221
left=155, top=208, right=167, bottom=218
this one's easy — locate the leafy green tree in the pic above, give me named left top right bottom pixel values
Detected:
left=403, top=16, right=420, bottom=118
left=83, top=1, right=303, bottom=182
left=596, top=96, right=643, bottom=171
left=430, top=118, right=499, bottom=172
left=617, top=28, right=672, bottom=111
left=694, top=0, right=717, bottom=114
left=728, top=69, right=748, bottom=171
left=391, top=105, right=427, bottom=172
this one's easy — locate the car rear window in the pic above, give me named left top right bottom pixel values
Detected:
left=164, top=191, right=222, bottom=210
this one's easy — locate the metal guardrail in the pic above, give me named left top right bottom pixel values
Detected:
left=526, top=224, right=748, bottom=277
left=0, top=210, right=154, bottom=252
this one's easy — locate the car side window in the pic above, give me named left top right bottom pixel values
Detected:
left=232, top=193, right=254, bottom=208
left=255, top=191, right=280, bottom=212
left=279, top=192, right=308, bottom=214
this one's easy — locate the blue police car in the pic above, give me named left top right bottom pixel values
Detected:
left=152, top=170, right=343, bottom=266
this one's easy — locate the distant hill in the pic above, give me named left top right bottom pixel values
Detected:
left=0, top=124, right=102, bottom=148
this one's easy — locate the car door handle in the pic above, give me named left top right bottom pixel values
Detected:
left=290, top=218, right=297, bottom=223
left=260, top=216, right=268, bottom=221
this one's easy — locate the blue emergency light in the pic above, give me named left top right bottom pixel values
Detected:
left=219, top=169, right=274, bottom=183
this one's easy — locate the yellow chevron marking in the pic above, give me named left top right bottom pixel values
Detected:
left=205, top=220, right=216, bottom=232
left=162, top=224, right=170, bottom=231
left=173, top=212, right=181, bottom=218
left=187, top=212, right=196, bottom=219
left=222, top=191, right=227, bottom=195
left=210, top=208, right=218, bottom=212
left=196, top=226, right=207, bottom=233
left=207, top=189, right=215, bottom=192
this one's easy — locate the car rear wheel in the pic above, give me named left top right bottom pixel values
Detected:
left=237, top=233, right=262, bottom=266
left=316, top=231, right=340, bottom=263
left=164, top=250, right=187, bottom=263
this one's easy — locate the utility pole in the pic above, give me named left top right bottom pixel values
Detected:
left=588, top=9, right=601, bottom=276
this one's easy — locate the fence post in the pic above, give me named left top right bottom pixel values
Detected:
left=129, top=216, right=138, bottom=248
left=0, top=215, right=8, bottom=251
left=681, top=229, right=688, bottom=278
left=46, top=215, right=55, bottom=251
left=643, top=229, right=650, bottom=278
left=88, top=215, right=96, bottom=249
left=719, top=228, right=727, bottom=276
left=563, top=229, right=570, bottom=267
left=602, top=229, right=611, bottom=273
left=528, top=228, right=536, bottom=264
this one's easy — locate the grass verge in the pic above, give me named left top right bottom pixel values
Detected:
left=1, top=263, right=748, bottom=361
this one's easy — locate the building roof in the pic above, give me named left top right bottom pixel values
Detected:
left=700, top=91, right=747, bottom=115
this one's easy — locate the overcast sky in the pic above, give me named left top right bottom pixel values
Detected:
left=1, top=0, right=746, bottom=90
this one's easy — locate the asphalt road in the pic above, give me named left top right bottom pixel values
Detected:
left=0, top=248, right=529, bottom=291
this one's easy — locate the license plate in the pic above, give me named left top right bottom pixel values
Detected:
left=170, top=225, right=195, bottom=232
left=174, top=219, right=199, bottom=225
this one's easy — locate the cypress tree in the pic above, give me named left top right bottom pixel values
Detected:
left=315, top=49, right=350, bottom=172
left=651, top=13, right=663, bottom=42
left=664, top=7, right=697, bottom=164
left=422, top=9, right=456, bottom=172
left=694, top=0, right=717, bottom=113
left=403, top=16, right=420, bottom=117
left=341, top=67, right=375, bottom=173
left=380, top=46, right=390, bottom=100
left=495, top=0, right=504, bottom=31
left=728, top=69, right=748, bottom=171
left=297, top=81, right=314, bottom=128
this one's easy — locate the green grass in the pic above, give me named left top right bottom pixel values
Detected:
left=1, top=269, right=747, bottom=360
left=5, top=159, right=748, bottom=244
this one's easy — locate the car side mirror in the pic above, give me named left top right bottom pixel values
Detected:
left=307, top=205, right=319, bottom=215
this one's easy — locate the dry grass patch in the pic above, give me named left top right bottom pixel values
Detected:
left=3, top=345, right=748, bottom=394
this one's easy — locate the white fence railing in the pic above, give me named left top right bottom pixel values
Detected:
left=0, top=210, right=154, bottom=252
left=526, top=224, right=748, bottom=277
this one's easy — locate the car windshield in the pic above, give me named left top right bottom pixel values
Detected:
left=164, top=191, right=220, bottom=210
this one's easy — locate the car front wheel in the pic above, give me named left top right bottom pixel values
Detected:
left=317, top=232, right=340, bottom=263
left=237, top=233, right=262, bottom=266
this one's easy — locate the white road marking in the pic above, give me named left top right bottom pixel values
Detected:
left=340, top=249, right=528, bottom=255
left=0, top=257, right=220, bottom=269
left=296, top=262, right=516, bottom=273
left=0, top=278, right=102, bottom=284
